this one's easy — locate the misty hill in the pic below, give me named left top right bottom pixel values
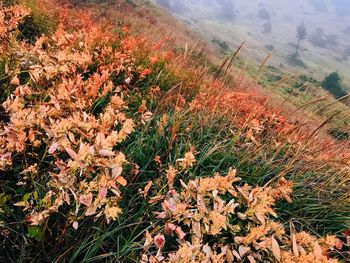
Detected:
left=154, top=0, right=350, bottom=90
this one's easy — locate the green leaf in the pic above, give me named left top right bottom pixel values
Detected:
left=27, top=226, right=43, bottom=241
left=23, top=193, right=31, bottom=202
left=0, top=193, right=9, bottom=206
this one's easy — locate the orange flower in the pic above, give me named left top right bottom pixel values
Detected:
left=139, top=68, right=152, bottom=79
left=138, top=100, right=147, bottom=114
left=121, top=26, right=129, bottom=34
left=150, top=56, right=159, bottom=64
left=176, top=151, right=196, bottom=169
left=166, top=166, right=177, bottom=189
left=154, top=155, right=162, bottom=166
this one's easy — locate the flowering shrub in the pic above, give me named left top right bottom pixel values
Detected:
left=141, top=162, right=338, bottom=263
left=0, top=5, right=148, bottom=226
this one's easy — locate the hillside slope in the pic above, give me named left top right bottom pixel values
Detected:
left=153, top=0, right=350, bottom=91
left=0, top=0, right=349, bottom=262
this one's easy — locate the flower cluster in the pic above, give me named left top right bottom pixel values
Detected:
left=141, top=154, right=338, bottom=262
left=0, top=5, right=149, bottom=226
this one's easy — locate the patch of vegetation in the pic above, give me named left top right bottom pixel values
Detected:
left=321, top=72, right=348, bottom=98
left=17, top=0, right=56, bottom=43
left=288, top=53, right=307, bottom=68
left=263, top=22, right=272, bottom=34
left=265, top=44, right=274, bottom=51
left=328, top=128, right=349, bottom=141
left=212, top=37, right=231, bottom=55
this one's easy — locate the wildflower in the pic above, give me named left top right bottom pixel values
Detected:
left=151, top=85, right=161, bottom=95
left=176, top=151, right=196, bottom=169
left=26, top=212, right=48, bottom=226
left=19, top=164, right=38, bottom=175
left=165, top=223, right=177, bottom=234
left=116, top=175, right=127, bottom=187
left=143, top=230, right=153, bottom=249
left=121, top=119, right=134, bottom=135
left=104, top=204, right=122, bottom=223
left=296, top=231, right=316, bottom=247
left=272, top=177, right=293, bottom=203
left=10, top=76, right=20, bottom=86
left=238, top=246, right=250, bottom=258
left=138, top=100, right=147, bottom=114
left=98, top=187, right=108, bottom=200
left=110, top=95, right=124, bottom=109
left=79, top=193, right=93, bottom=207
left=158, top=114, right=168, bottom=133
left=149, top=195, right=164, bottom=204
left=271, top=236, right=281, bottom=261
left=175, top=227, right=186, bottom=240
left=154, top=234, right=165, bottom=249
left=209, top=211, right=227, bottom=235
left=150, top=56, right=159, bottom=64
left=141, top=111, right=153, bottom=124
left=139, top=68, right=152, bottom=79
left=72, top=221, right=79, bottom=230
left=166, top=166, right=177, bottom=189
left=125, top=77, right=131, bottom=84
left=154, top=155, right=162, bottom=166
left=142, top=181, right=153, bottom=198
left=121, top=26, right=129, bottom=34
left=0, top=152, right=12, bottom=169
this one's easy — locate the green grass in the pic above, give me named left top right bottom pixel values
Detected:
left=1, top=1, right=350, bottom=262
left=46, top=107, right=350, bottom=261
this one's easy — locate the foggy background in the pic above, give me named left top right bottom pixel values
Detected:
left=153, top=0, right=350, bottom=89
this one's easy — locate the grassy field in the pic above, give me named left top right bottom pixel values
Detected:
left=0, top=0, right=349, bottom=262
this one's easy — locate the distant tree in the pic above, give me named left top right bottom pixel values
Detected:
left=321, top=72, right=347, bottom=98
left=212, top=38, right=231, bottom=55
left=294, top=22, right=307, bottom=57
left=265, top=44, right=274, bottom=51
